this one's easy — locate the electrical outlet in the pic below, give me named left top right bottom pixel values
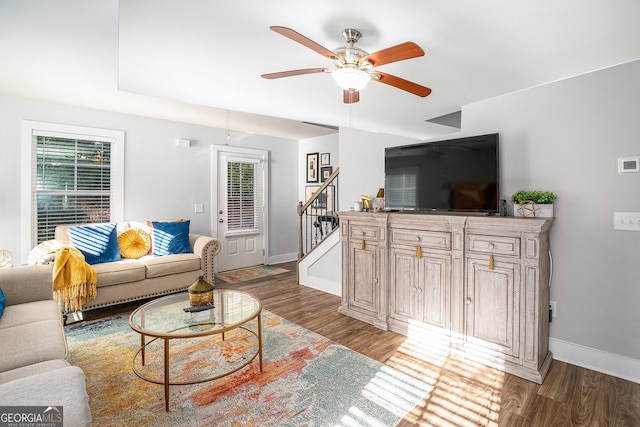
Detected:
left=194, top=203, right=204, bottom=213
left=550, top=301, right=557, bottom=318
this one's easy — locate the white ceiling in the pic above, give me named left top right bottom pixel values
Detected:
left=1, top=0, right=639, bottom=140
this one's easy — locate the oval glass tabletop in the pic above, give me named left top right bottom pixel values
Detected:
left=129, top=290, right=261, bottom=338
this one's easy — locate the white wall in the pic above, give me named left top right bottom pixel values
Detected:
left=462, top=59, right=640, bottom=367
left=0, top=94, right=300, bottom=265
left=338, top=127, right=422, bottom=210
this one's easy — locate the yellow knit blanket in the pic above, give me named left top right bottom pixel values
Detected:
left=53, top=246, right=97, bottom=312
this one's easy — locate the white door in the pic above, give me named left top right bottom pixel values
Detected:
left=213, top=146, right=268, bottom=272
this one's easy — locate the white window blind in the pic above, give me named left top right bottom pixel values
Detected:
left=226, top=159, right=263, bottom=235
left=33, top=135, right=113, bottom=243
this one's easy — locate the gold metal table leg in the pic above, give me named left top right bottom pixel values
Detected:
left=141, top=334, right=145, bottom=366
left=258, top=313, right=263, bottom=371
left=164, top=338, right=170, bottom=411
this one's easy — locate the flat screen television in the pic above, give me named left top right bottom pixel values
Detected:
left=384, top=133, right=499, bottom=213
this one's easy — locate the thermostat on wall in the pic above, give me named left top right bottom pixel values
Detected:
left=618, top=156, right=639, bottom=174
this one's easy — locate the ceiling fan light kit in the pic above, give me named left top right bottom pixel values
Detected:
left=332, top=67, right=370, bottom=91
left=262, top=26, right=431, bottom=103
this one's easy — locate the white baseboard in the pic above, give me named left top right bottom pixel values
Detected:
left=266, top=252, right=297, bottom=266
left=300, top=275, right=341, bottom=296
left=550, top=337, right=640, bottom=384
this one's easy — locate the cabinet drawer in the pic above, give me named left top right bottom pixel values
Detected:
left=391, top=229, right=451, bottom=250
left=467, top=234, right=520, bottom=257
left=350, top=225, right=379, bottom=242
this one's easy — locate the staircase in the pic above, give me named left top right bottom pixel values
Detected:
left=297, top=168, right=340, bottom=274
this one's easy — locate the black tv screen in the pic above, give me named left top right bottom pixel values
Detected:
left=384, top=133, right=499, bottom=213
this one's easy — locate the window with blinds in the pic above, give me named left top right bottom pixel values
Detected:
left=385, top=168, right=418, bottom=208
left=226, top=160, right=262, bottom=234
left=34, top=136, right=113, bottom=243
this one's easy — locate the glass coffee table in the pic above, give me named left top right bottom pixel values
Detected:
left=128, top=290, right=262, bottom=411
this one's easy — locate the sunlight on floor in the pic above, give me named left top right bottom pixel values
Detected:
left=338, top=360, right=433, bottom=427
left=387, top=320, right=506, bottom=426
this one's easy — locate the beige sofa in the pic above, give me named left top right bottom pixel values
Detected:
left=49, top=221, right=222, bottom=311
left=0, top=264, right=92, bottom=426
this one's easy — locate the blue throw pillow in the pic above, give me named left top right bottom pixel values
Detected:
left=69, top=223, right=121, bottom=265
left=152, top=220, right=191, bottom=256
left=0, top=288, right=5, bottom=319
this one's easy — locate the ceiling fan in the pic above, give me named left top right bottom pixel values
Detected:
left=261, top=26, right=432, bottom=104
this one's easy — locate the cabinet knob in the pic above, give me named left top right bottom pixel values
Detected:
left=412, top=286, right=418, bottom=292
left=488, top=243, right=495, bottom=250
left=416, top=236, right=421, bottom=241
left=466, top=297, right=472, bottom=305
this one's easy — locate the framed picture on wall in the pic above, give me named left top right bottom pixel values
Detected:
left=306, top=152, right=319, bottom=183
left=320, top=152, right=330, bottom=166
left=321, top=166, right=333, bottom=182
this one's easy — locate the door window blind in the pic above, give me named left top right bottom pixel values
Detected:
left=226, top=160, right=263, bottom=235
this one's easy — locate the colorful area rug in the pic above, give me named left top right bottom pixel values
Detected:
left=216, top=264, right=289, bottom=284
left=65, top=310, right=429, bottom=426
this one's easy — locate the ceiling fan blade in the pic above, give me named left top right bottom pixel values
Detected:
left=363, top=42, right=424, bottom=67
left=375, top=71, right=432, bottom=97
left=261, top=68, right=328, bottom=79
left=343, top=90, right=360, bottom=104
left=270, top=26, right=338, bottom=61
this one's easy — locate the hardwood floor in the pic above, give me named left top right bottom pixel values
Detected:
left=79, top=261, right=640, bottom=426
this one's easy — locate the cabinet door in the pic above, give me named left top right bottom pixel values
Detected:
left=348, top=240, right=378, bottom=315
left=389, top=246, right=450, bottom=329
left=418, top=254, right=450, bottom=329
left=389, top=247, right=416, bottom=323
left=465, top=258, right=520, bottom=359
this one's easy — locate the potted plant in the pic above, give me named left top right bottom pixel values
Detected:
left=511, top=190, right=557, bottom=218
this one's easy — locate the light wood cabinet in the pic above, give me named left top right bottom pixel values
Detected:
left=389, top=247, right=451, bottom=330
left=338, top=211, right=553, bottom=383
left=338, top=214, right=388, bottom=330
left=387, top=217, right=454, bottom=337
left=465, top=258, right=520, bottom=359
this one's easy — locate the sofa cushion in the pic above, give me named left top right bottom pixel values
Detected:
left=0, top=366, right=92, bottom=427
left=69, top=223, right=121, bottom=265
left=118, top=228, right=151, bottom=259
left=0, top=299, right=62, bottom=330
left=0, top=359, right=69, bottom=385
left=152, top=220, right=192, bottom=256
left=144, top=253, right=202, bottom=279
left=92, top=259, right=146, bottom=287
left=0, top=301, right=68, bottom=372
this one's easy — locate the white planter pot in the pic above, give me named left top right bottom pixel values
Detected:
left=512, top=202, right=554, bottom=218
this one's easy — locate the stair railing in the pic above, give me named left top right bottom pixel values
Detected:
left=297, top=168, right=340, bottom=267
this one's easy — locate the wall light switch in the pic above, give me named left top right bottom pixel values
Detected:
left=194, top=203, right=204, bottom=213
left=614, top=212, right=640, bottom=231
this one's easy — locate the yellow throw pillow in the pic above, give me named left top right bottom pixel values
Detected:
left=118, top=229, right=151, bottom=259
